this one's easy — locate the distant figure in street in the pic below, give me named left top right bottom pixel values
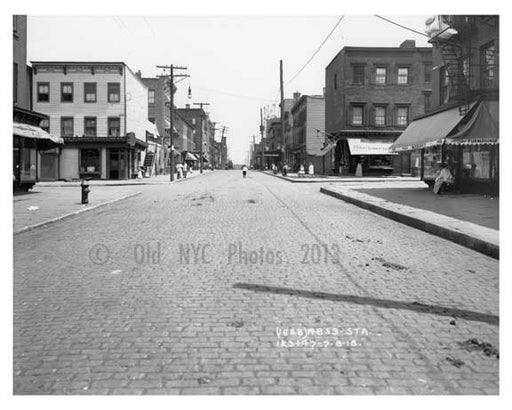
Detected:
left=298, top=164, right=305, bottom=178
left=137, top=166, right=144, bottom=180
left=433, top=162, right=454, bottom=194
left=272, top=163, right=277, bottom=174
left=176, top=162, right=183, bottom=179
left=282, top=163, right=288, bottom=176
left=308, top=162, right=315, bottom=177
left=242, top=164, right=248, bottom=178
left=183, top=162, right=188, bottom=178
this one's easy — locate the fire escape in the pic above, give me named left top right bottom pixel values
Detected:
left=430, top=15, right=477, bottom=115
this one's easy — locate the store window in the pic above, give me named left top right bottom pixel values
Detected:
left=84, top=82, right=97, bottom=102
left=108, top=82, right=120, bottom=102
left=37, top=82, right=50, bottom=102
left=375, top=106, right=386, bottom=126
left=61, top=82, right=73, bottom=102
left=61, top=117, right=74, bottom=137
left=84, top=117, right=97, bottom=136
left=375, top=67, right=387, bottom=84
left=80, top=149, right=100, bottom=174
left=397, top=67, right=409, bottom=84
left=462, top=146, right=491, bottom=179
left=108, top=117, right=121, bottom=136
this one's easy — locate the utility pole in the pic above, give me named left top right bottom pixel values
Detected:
left=252, top=135, right=256, bottom=168
left=193, top=102, right=210, bottom=173
left=157, top=64, right=189, bottom=181
left=280, top=60, right=286, bottom=167
left=259, top=107, right=265, bottom=170
left=220, top=125, right=228, bottom=169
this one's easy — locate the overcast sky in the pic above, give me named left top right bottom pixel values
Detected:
left=26, top=14, right=433, bottom=163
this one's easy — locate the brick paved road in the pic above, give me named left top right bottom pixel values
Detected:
left=13, top=170, right=499, bottom=395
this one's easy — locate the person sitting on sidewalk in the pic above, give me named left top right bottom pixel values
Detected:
left=433, top=163, right=455, bottom=195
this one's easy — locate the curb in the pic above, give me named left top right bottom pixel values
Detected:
left=14, top=192, right=142, bottom=235
left=261, top=171, right=418, bottom=184
left=320, top=187, right=499, bottom=259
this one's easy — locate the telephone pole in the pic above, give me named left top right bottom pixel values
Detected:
left=259, top=107, right=265, bottom=170
left=193, top=102, right=210, bottom=173
left=156, top=64, right=189, bottom=181
left=280, top=60, right=286, bottom=167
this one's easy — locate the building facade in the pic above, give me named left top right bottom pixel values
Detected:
left=13, top=15, right=63, bottom=190
left=31, top=61, right=149, bottom=180
left=289, top=93, right=331, bottom=174
left=325, top=40, right=432, bottom=176
left=175, top=106, right=211, bottom=170
left=391, top=16, right=499, bottom=194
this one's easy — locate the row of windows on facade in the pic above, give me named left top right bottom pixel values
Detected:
left=334, top=64, right=432, bottom=89
left=40, top=117, right=121, bottom=137
left=348, top=105, right=411, bottom=127
left=36, top=82, right=121, bottom=103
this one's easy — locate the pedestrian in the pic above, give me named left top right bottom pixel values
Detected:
left=242, top=164, right=248, bottom=178
left=183, top=162, right=188, bottom=178
left=433, top=162, right=454, bottom=194
left=298, top=164, right=305, bottom=178
left=308, top=162, right=315, bottom=177
left=282, top=163, right=288, bottom=176
left=176, top=162, right=183, bottom=179
left=137, top=166, right=144, bottom=181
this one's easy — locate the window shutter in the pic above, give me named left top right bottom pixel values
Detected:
left=347, top=105, right=352, bottom=126
left=369, top=105, right=375, bottom=126
left=408, top=67, right=413, bottom=85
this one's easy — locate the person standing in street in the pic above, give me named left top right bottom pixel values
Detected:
left=242, top=164, right=248, bottom=178
left=308, top=162, right=315, bottom=177
left=183, top=162, right=188, bottom=178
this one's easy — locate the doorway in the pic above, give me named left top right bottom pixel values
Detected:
left=108, top=149, right=127, bottom=179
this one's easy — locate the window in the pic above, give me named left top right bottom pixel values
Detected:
left=61, top=117, right=74, bottom=137
left=37, top=82, right=50, bottom=102
left=375, top=106, right=386, bottom=126
left=84, top=117, right=97, bottom=136
left=396, top=107, right=409, bottom=126
left=481, top=42, right=496, bottom=87
left=423, top=92, right=431, bottom=113
left=351, top=106, right=364, bottom=126
left=353, top=65, right=365, bottom=84
left=60, top=82, right=73, bottom=102
left=397, top=67, right=409, bottom=84
left=375, top=67, right=387, bottom=84
left=424, top=62, right=432, bottom=82
left=84, top=83, right=97, bottom=102
left=108, top=117, right=121, bottom=136
left=108, top=82, right=120, bottom=102
left=40, top=118, right=50, bottom=133
left=80, top=149, right=100, bottom=174
left=148, top=89, right=155, bottom=104
left=13, top=63, right=18, bottom=103
left=440, top=66, right=450, bottom=103
left=334, top=73, right=338, bottom=90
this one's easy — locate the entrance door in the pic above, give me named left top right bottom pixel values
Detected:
left=109, top=149, right=119, bottom=179
left=40, top=151, right=59, bottom=180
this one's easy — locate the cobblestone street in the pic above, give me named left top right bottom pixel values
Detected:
left=13, top=170, right=499, bottom=395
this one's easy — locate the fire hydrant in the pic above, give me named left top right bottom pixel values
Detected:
left=81, top=180, right=90, bottom=204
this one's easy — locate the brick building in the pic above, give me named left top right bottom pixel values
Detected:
left=175, top=106, right=211, bottom=171
left=391, top=15, right=499, bottom=194
left=13, top=15, right=63, bottom=190
left=32, top=61, right=150, bottom=180
left=325, top=40, right=432, bottom=176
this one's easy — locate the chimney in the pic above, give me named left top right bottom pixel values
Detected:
left=400, top=40, right=416, bottom=49
left=293, top=92, right=301, bottom=101
left=135, top=70, right=142, bottom=78
left=186, top=104, right=190, bottom=109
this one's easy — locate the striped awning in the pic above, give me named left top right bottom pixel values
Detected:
left=13, top=122, right=63, bottom=145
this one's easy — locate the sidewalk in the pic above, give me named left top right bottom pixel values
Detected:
left=35, top=169, right=212, bottom=187
left=320, top=181, right=499, bottom=259
left=262, top=170, right=418, bottom=184
left=13, top=185, right=142, bottom=234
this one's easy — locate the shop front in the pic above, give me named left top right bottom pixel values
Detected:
left=13, top=108, right=64, bottom=191
left=390, top=99, right=498, bottom=194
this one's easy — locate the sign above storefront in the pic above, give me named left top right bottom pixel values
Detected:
left=347, top=138, right=395, bottom=156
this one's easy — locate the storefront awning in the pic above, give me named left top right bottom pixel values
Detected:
left=390, top=102, right=477, bottom=152
left=146, top=121, right=160, bottom=138
left=347, top=138, right=396, bottom=156
left=13, top=122, right=63, bottom=145
left=446, top=100, right=499, bottom=145
left=185, top=152, right=198, bottom=161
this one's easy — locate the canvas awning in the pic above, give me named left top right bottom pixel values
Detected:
left=446, top=100, right=499, bottom=145
left=13, top=122, right=64, bottom=145
left=347, top=138, right=396, bottom=156
left=185, top=152, right=198, bottom=161
left=146, top=121, right=160, bottom=138
left=390, top=102, right=477, bottom=152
